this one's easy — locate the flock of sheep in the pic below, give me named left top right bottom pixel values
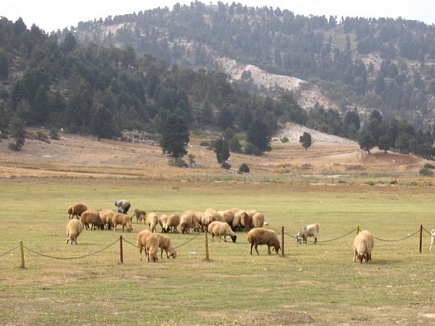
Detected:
left=66, top=202, right=435, bottom=263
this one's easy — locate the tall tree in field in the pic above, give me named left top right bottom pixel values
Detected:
left=358, top=129, right=375, bottom=154
left=161, top=114, right=189, bottom=159
left=8, top=115, right=26, bottom=151
left=299, top=132, right=312, bottom=151
left=246, top=118, right=271, bottom=154
left=213, top=137, right=230, bottom=167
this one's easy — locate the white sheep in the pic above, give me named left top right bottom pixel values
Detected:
left=137, top=229, right=159, bottom=262
left=247, top=228, right=281, bottom=255
left=218, top=209, right=235, bottom=226
left=112, top=213, right=133, bottom=232
left=207, top=221, right=237, bottom=243
left=430, top=229, right=435, bottom=251
left=159, top=214, right=169, bottom=232
left=146, top=212, right=159, bottom=233
left=180, top=213, right=194, bottom=234
left=296, top=223, right=320, bottom=244
left=66, top=219, right=84, bottom=244
left=353, top=230, right=374, bottom=263
left=155, top=233, right=177, bottom=259
left=99, top=209, right=115, bottom=230
left=252, top=212, right=265, bottom=228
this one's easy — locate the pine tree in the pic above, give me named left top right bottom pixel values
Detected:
left=246, top=118, right=271, bottom=154
left=213, top=138, right=230, bottom=166
left=161, top=114, right=189, bottom=159
left=299, top=132, right=312, bottom=151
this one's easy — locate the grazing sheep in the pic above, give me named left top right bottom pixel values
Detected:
left=131, top=209, right=146, bottom=224
left=155, top=233, right=177, bottom=259
left=247, top=228, right=281, bottom=255
left=137, top=230, right=159, bottom=262
left=431, top=229, right=435, bottom=251
left=112, top=213, right=133, bottom=232
left=240, top=211, right=253, bottom=232
left=66, top=219, right=84, bottom=244
left=207, top=221, right=237, bottom=243
left=205, top=208, right=222, bottom=221
left=252, top=212, right=265, bottom=228
left=232, top=210, right=246, bottom=231
left=159, top=214, right=169, bottom=232
left=146, top=212, right=159, bottom=233
left=296, top=223, right=320, bottom=244
left=180, top=213, right=194, bottom=234
left=69, top=203, right=88, bottom=219
left=164, top=214, right=180, bottom=233
left=353, top=230, right=374, bottom=263
left=99, top=209, right=115, bottom=230
left=80, top=210, right=103, bottom=230
left=67, top=206, right=74, bottom=219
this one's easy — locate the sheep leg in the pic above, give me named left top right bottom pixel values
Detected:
left=250, top=243, right=254, bottom=255
left=139, top=246, right=143, bottom=261
left=353, top=249, right=357, bottom=262
left=254, top=244, right=260, bottom=255
left=267, top=245, right=271, bottom=255
left=314, top=237, right=317, bottom=244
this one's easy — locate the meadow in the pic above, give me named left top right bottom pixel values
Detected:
left=1, top=177, right=435, bottom=326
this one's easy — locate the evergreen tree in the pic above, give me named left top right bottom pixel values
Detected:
left=92, top=106, right=115, bottom=140
left=358, top=129, right=375, bottom=154
left=8, top=115, right=26, bottom=151
left=160, top=114, right=189, bottom=159
left=378, top=135, right=392, bottom=153
left=213, top=137, right=230, bottom=167
left=246, top=118, right=271, bottom=153
left=299, top=132, right=312, bottom=151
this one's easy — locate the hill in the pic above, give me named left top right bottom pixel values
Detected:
left=0, top=125, right=427, bottom=180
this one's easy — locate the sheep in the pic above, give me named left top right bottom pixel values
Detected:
left=99, top=209, right=115, bottom=230
left=131, top=209, right=146, bottom=224
left=232, top=210, right=247, bottom=231
left=68, top=203, right=88, bottom=219
left=137, top=230, right=159, bottom=262
left=146, top=212, right=159, bottom=233
left=240, top=210, right=253, bottom=232
left=159, top=214, right=169, bottom=232
left=296, top=223, right=320, bottom=244
left=353, top=230, right=374, bottom=263
left=180, top=213, right=194, bottom=234
left=218, top=209, right=235, bottom=226
left=431, top=229, right=435, bottom=251
left=112, top=213, right=133, bottom=232
left=247, top=228, right=281, bottom=255
left=164, top=214, right=180, bottom=233
left=252, top=212, right=265, bottom=228
left=155, top=233, right=177, bottom=259
left=207, top=221, right=237, bottom=243
left=80, top=210, right=103, bottom=230
left=66, top=219, right=84, bottom=244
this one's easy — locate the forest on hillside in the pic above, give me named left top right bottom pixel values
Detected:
left=0, top=9, right=435, bottom=159
left=65, top=1, right=435, bottom=131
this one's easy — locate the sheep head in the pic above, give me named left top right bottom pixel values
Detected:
left=230, top=234, right=237, bottom=243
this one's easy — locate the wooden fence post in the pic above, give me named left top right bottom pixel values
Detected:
left=281, top=226, right=285, bottom=257
left=419, top=224, right=423, bottom=253
left=119, top=235, right=124, bottom=264
left=20, top=240, right=25, bottom=269
left=356, top=225, right=360, bottom=235
left=204, top=230, right=210, bottom=261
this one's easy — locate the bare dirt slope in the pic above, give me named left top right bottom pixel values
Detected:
left=0, top=125, right=427, bottom=179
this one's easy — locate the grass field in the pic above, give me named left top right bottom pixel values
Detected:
left=1, top=177, right=435, bottom=325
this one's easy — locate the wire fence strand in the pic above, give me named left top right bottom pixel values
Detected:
left=0, top=245, right=19, bottom=258
left=23, top=239, right=119, bottom=260
left=422, top=226, right=434, bottom=236
left=373, top=229, right=420, bottom=242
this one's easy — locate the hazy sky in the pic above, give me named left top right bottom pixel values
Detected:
left=2, top=0, right=435, bottom=33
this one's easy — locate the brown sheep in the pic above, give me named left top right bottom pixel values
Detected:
left=155, top=233, right=177, bottom=259
left=99, top=209, right=115, bottom=230
left=252, top=212, right=265, bottom=228
left=137, top=230, right=159, bottom=262
left=131, top=209, right=146, bottom=224
left=67, top=206, right=74, bottom=219
left=80, top=210, right=103, bottom=230
left=164, top=214, right=180, bottom=233
left=219, top=209, right=235, bottom=226
left=146, top=212, right=159, bottom=233
left=180, top=213, right=194, bottom=234
left=112, top=213, right=133, bottom=232
left=69, top=203, right=88, bottom=219
left=240, top=211, right=253, bottom=232
left=66, top=219, right=84, bottom=244
left=247, top=228, right=281, bottom=255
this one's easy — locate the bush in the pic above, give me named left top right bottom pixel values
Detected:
left=169, top=158, right=188, bottom=168
left=419, top=168, right=434, bottom=176
left=424, top=163, right=435, bottom=169
left=239, top=163, right=250, bottom=173
left=50, top=128, right=60, bottom=140
left=200, top=141, right=210, bottom=147
left=280, top=136, right=289, bottom=143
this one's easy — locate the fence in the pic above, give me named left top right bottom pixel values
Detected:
left=1, top=225, right=433, bottom=268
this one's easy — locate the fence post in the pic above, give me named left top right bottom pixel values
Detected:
left=419, top=224, right=423, bottom=253
left=356, top=225, right=360, bottom=235
left=204, top=230, right=210, bottom=261
left=281, top=226, right=285, bottom=257
left=119, top=235, right=124, bottom=264
left=19, top=240, right=25, bottom=269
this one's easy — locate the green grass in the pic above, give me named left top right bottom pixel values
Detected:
left=1, top=177, right=435, bottom=325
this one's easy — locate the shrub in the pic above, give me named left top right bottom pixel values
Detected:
left=239, top=163, right=250, bottom=173
left=221, top=162, right=231, bottom=169
left=424, top=163, right=435, bottom=169
left=419, top=168, right=434, bottom=176
left=280, top=136, right=289, bottom=143
left=50, top=128, right=60, bottom=140
left=169, top=158, right=188, bottom=168
left=200, top=141, right=210, bottom=147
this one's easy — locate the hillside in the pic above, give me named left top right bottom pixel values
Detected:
left=0, top=125, right=426, bottom=180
